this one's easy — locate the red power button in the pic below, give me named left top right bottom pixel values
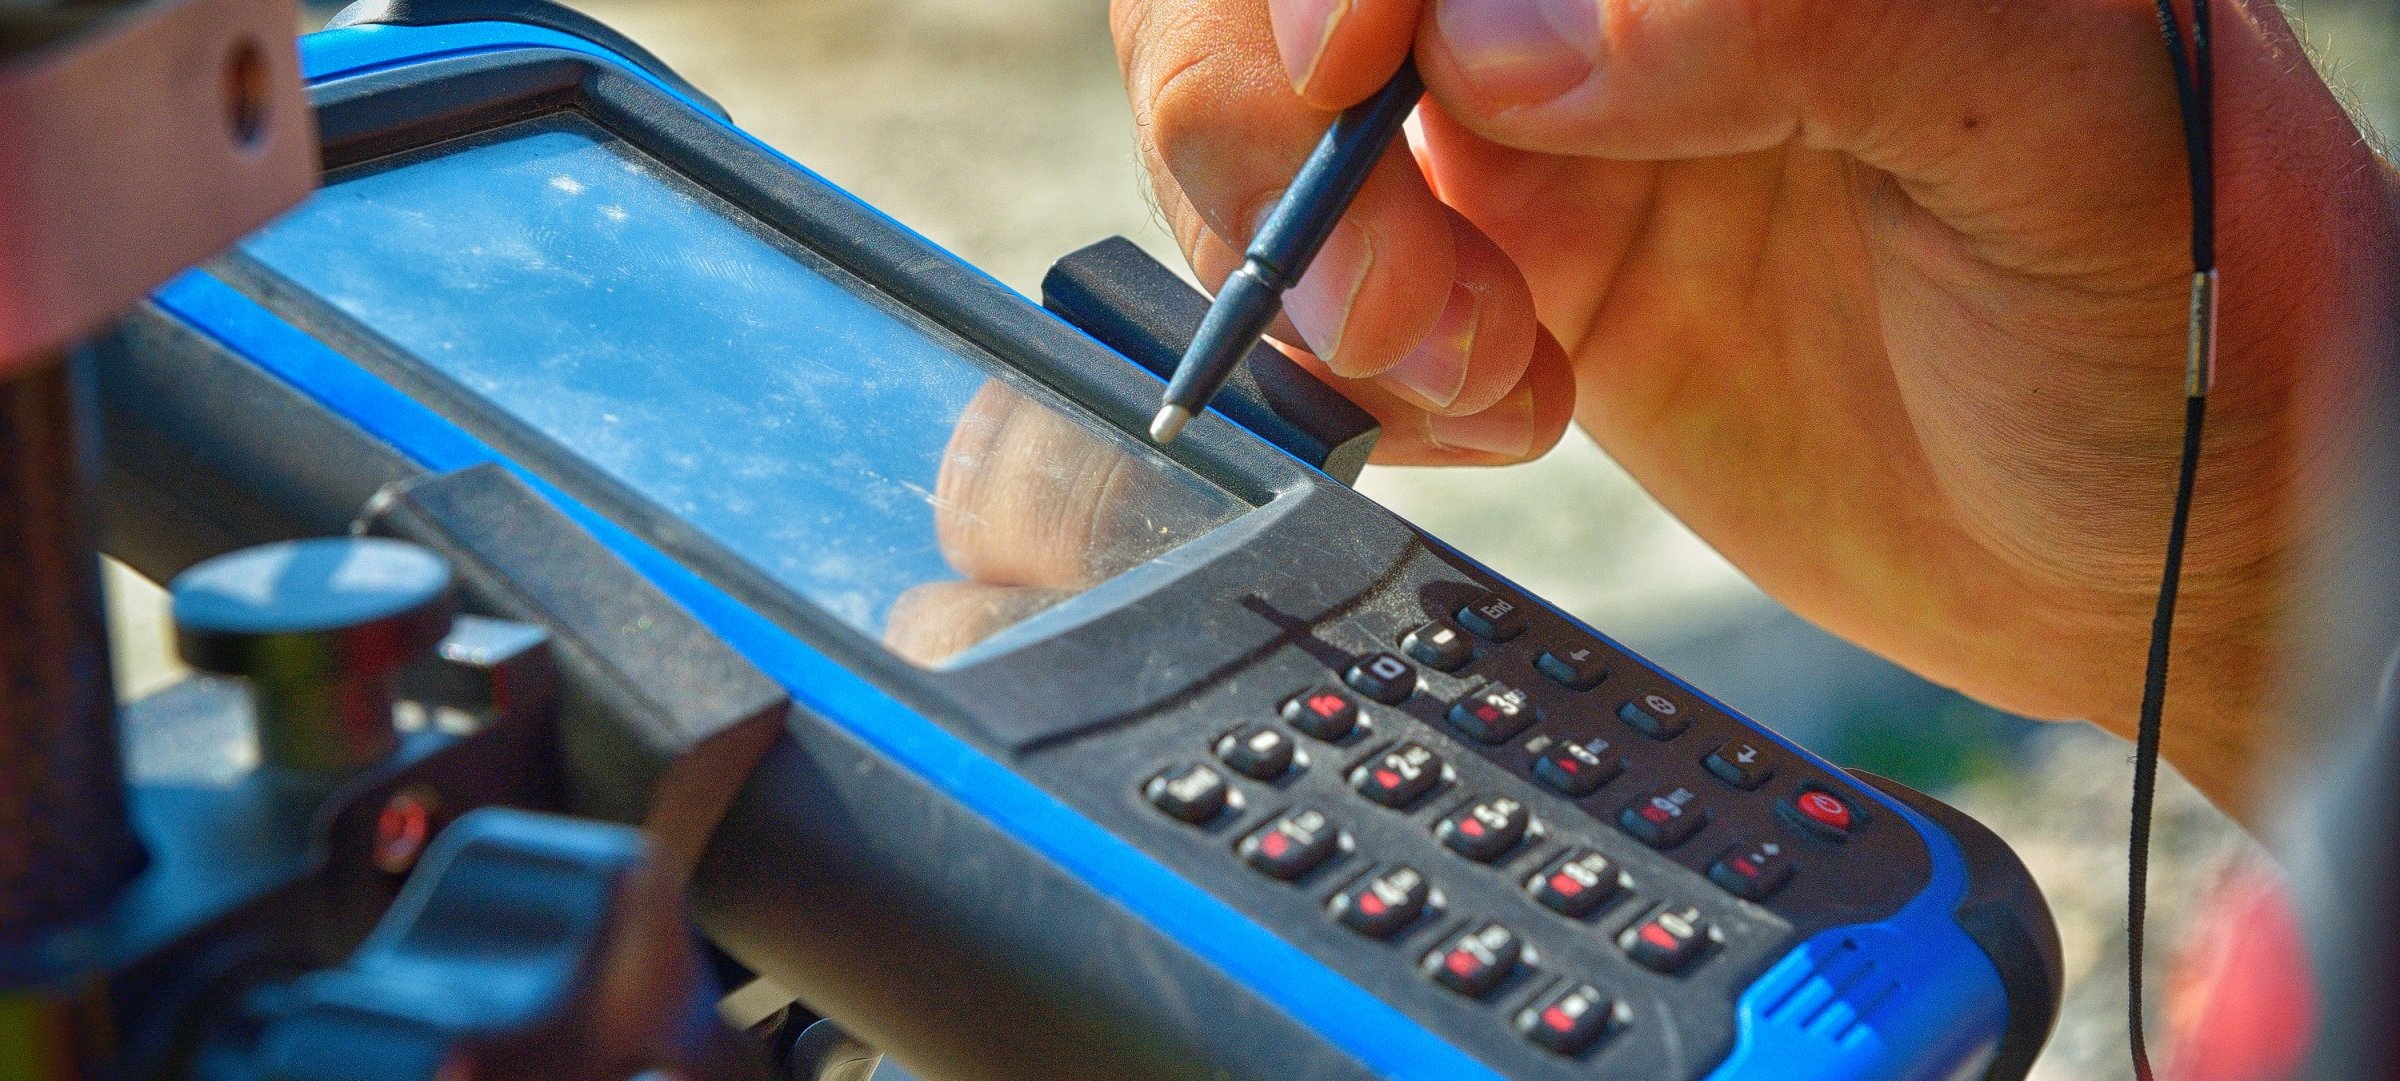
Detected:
left=1792, top=790, right=1854, bottom=838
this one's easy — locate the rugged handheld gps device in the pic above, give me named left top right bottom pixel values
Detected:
left=98, top=9, right=2062, bottom=1081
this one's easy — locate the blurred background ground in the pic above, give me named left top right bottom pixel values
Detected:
left=108, top=1, right=2400, bottom=1077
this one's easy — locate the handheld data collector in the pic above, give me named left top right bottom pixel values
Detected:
left=100, top=7, right=2063, bottom=1081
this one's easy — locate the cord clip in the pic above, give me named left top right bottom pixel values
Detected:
left=2186, top=269, right=2218, bottom=397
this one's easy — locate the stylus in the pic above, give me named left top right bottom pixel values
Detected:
left=1149, top=61, right=1425, bottom=445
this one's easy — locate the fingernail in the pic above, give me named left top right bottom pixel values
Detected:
left=1426, top=381, right=1535, bottom=458
left=1279, top=219, right=1374, bottom=370
left=1380, top=280, right=1482, bottom=410
left=1271, top=0, right=1351, bottom=94
left=1434, top=0, right=1599, bottom=109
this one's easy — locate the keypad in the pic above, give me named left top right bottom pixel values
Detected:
left=1123, top=576, right=1927, bottom=1077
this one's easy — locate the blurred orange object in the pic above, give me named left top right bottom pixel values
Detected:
left=2162, top=860, right=2317, bottom=1081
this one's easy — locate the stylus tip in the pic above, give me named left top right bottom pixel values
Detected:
left=1149, top=405, right=1191, bottom=444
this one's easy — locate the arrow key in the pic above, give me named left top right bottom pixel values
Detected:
left=1535, top=645, right=1609, bottom=691
left=1703, top=739, right=1775, bottom=790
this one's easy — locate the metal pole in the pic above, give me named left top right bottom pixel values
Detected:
left=0, top=357, right=146, bottom=940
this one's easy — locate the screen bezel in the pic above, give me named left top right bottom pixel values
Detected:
left=222, top=47, right=1411, bottom=751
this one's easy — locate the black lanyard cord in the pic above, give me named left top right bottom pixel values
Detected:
left=2157, top=0, right=2217, bottom=270
left=2130, top=1, right=2215, bottom=1079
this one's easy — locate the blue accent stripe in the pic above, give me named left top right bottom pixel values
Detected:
left=1707, top=821, right=2007, bottom=1081
left=152, top=268, right=1508, bottom=1081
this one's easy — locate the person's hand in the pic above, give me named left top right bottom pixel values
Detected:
left=1112, top=0, right=2400, bottom=819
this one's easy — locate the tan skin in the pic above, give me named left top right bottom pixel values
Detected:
left=1095, top=0, right=2400, bottom=824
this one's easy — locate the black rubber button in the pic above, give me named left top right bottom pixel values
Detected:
left=1708, top=838, right=1797, bottom=900
left=1217, top=724, right=1297, bottom=780
left=1350, top=742, right=1444, bottom=809
left=1344, top=652, right=1418, bottom=705
left=1617, top=786, right=1706, bottom=850
left=1518, top=983, right=1620, bottom=1057
left=1426, top=922, right=1524, bottom=998
left=1448, top=682, right=1539, bottom=744
left=1621, top=906, right=1710, bottom=974
left=1535, top=644, right=1609, bottom=691
left=1282, top=685, right=1361, bottom=741
left=1144, top=764, right=1230, bottom=824
left=1617, top=696, right=1690, bottom=740
left=1402, top=621, right=1475, bottom=672
left=1456, top=592, right=1528, bottom=642
left=1437, top=796, right=1531, bottom=862
left=1703, top=739, right=1775, bottom=789
left=1329, top=865, right=1433, bottom=939
left=1240, top=808, right=1342, bottom=880
left=1527, top=850, right=1619, bottom=919
left=1533, top=736, right=1621, bottom=797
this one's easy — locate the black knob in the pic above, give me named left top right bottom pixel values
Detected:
left=171, top=537, right=456, bottom=773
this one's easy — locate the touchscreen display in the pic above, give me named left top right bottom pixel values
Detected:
left=240, top=113, right=1245, bottom=667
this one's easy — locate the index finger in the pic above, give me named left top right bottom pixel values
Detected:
left=1113, top=0, right=1454, bottom=333
left=1114, top=0, right=1546, bottom=421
